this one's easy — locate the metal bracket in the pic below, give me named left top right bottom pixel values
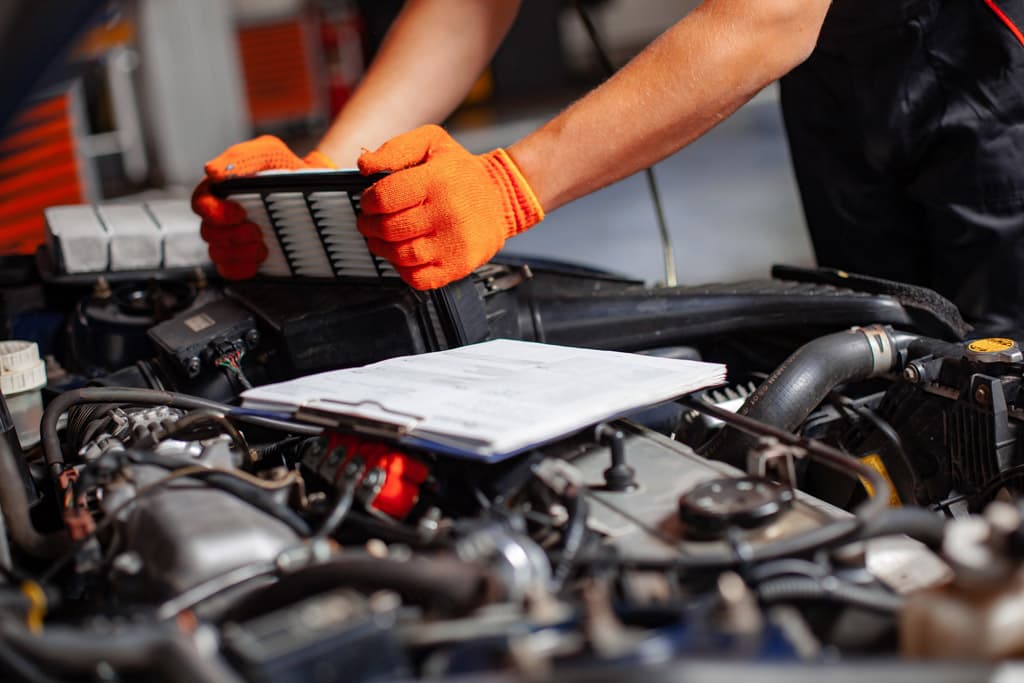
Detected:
left=746, top=437, right=806, bottom=489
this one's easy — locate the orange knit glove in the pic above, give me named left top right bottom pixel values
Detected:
left=358, top=125, right=544, bottom=290
left=191, top=135, right=335, bottom=280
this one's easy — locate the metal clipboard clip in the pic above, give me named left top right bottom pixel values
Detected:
left=295, top=399, right=424, bottom=441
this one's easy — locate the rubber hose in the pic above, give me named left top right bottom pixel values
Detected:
left=1, top=620, right=244, bottom=683
left=708, top=326, right=910, bottom=466
left=226, top=554, right=497, bottom=620
left=756, top=576, right=904, bottom=613
left=293, top=554, right=497, bottom=614
left=314, top=479, right=356, bottom=538
left=851, top=506, right=948, bottom=549
left=0, top=637, right=59, bottom=683
left=905, top=336, right=965, bottom=361
left=553, top=491, right=588, bottom=588
left=0, top=435, right=69, bottom=558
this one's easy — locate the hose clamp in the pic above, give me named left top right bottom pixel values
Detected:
left=859, top=325, right=894, bottom=377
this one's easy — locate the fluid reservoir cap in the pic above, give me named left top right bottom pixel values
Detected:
left=0, top=341, right=46, bottom=396
left=678, top=476, right=794, bottom=540
left=965, top=337, right=1022, bottom=364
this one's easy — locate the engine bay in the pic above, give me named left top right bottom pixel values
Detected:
left=1, top=257, right=1023, bottom=682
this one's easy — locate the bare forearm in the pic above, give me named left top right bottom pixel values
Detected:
left=508, top=0, right=830, bottom=212
left=318, top=0, right=520, bottom=166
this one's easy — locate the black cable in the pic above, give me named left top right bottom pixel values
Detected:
left=314, top=479, right=357, bottom=539
left=961, top=463, right=1024, bottom=508
left=930, top=464, right=1024, bottom=513
left=156, top=409, right=251, bottom=457
left=120, top=451, right=310, bottom=536
left=834, top=394, right=921, bottom=505
left=851, top=506, right=947, bottom=549
left=552, top=489, right=588, bottom=589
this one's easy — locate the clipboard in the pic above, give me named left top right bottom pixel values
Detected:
left=241, top=339, right=728, bottom=463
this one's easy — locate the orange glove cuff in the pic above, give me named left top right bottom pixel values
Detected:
left=481, top=148, right=545, bottom=240
left=356, top=124, right=547, bottom=290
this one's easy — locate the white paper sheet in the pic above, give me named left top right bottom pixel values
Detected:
left=243, top=340, right=726, bottom=460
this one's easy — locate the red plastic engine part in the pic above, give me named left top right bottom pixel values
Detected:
left=313, top=432, right=430, bottom=520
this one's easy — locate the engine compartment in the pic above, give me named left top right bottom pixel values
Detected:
left=2, top=257, right=1023, bottom=682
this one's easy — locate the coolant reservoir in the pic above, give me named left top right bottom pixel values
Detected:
left=0, top=341, right=47, bottom=448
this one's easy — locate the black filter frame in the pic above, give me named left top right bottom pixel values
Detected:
left=212, top=171, right=487, bottom=349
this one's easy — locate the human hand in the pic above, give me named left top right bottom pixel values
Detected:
left=191, top=135, right=335, bottom=279
left=357, top=125, right=544, bottom=290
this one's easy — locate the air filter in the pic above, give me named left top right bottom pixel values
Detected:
left=212, top=170, right=396, bottom=280
left=213, top=171, right=495, bottom=351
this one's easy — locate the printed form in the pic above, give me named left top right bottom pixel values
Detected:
left=242, top=339, right=727, bottom=460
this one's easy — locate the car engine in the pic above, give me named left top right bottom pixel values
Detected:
left=0, top=257, right=1022, bottom=683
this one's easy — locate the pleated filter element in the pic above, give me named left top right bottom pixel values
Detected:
left=309, top=191, right=378, bottom=278
left=218, top=170, right=399, bottom=280
left=228, top=193, right=291, bottom=277
left=266, top=192, right=334, bottom=277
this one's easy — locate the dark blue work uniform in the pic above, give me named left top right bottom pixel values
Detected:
left=780, top=0, right=1024, bottom=333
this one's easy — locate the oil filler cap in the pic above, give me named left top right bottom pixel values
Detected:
left=678, top=476, right=794, bottom=540
left=966, top=338, right=1022, bottom=364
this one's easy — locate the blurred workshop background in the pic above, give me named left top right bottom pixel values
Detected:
left=0, top=0, right=814, bottom=285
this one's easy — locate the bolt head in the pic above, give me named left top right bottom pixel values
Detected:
left=342, top=458, right=364, bottom=478
left=363, top=468, right=385, bottom=489
left=303, top=436, right=329, bottom=459
left=327, top=446, right=346, bottom=466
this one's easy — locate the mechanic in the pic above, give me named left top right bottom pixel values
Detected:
left=193, top=0, right=1024, bottom=332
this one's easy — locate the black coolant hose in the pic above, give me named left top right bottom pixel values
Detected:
left=707, top=325, right=917, bottom=466
left=222, top=553, right=499, bottom=620
left=0, top=618, right=244, bottom=683
left=0, top=435, right=69, bottom=558
left=756, top=576, right=904, bottom=613
left=851, top=506, right=949, bottom=549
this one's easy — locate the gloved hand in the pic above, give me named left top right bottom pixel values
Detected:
left=191, top=135, right=335, bottom=280
left=358, top=125, right=544, bottom=290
